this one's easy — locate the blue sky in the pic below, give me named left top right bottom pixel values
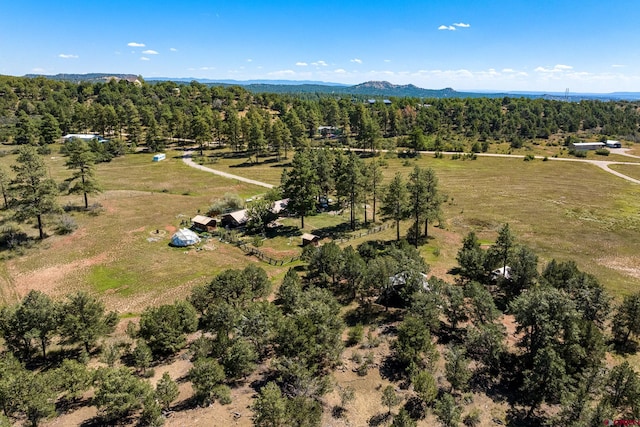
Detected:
left=2, top=0, right=640, bottom=92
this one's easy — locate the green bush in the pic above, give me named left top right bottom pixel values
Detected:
left=595, top=148, right=610, bottom=156
left=56, top=215, right=78, bottom=235
left=347, top=324, right=364, bottom=346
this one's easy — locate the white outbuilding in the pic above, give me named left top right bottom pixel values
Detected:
left=170, top=228, right=201, bottom=247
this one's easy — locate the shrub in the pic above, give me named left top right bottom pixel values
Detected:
left=252, top=235, right=264, bottom=247
left=523, top=154, right=535, bottom=161
left=595, top=148, right=610, bottom=156
left=463, top=408, right=481, bottom=427
left=0, top=223, right=28, bottom=249
left=56, top=215, right=78, bottom=235
left=87, top=203, right=105, bottom=216
left=208, top=193, right=244, bottom=216
left=347, top=324, right=364, bottom=347
left=362, top=331, right=381, bottom=349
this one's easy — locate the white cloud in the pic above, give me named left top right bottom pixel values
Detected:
left=142, top=49, right=158, bottom=55
left=200, top=66, right=215, bottom=70
left=140, top=56, right=150, bottom=61
left=438, top=25, right=456, bottom=30
left=58, top=54, right=78, bottom=59
left=502, top=68, right=515, bottom=73
left=247, top=58, right=252, bottom=62
left=535, top=64, right=573, bottom=73
left=296, top=62, right=308, bottom=66
left=311, top=60, right=328, bottom=66
left=334, top=68, right=346, bottom=74
left=128, top=42, right=145, bottom=47
left=611, top=64, right=624, bottom=68
left=170, top=47, right=178, bottom=52
left=384, top=59, right=391, bottom=63
left=31, top=67, right=45, bottom=73
left=453, top=22, right=470, bottom=28
left=268, top=69, right=296, bottom=76
left=350, top=58, right=362, bottom=64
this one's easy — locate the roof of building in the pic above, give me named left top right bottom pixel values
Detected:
left=301, top=233, right=319, bottom=241
left=192, top=215, right=216, bottom=225
left=171, top=228, right=201, bottom=247
left=571, top=142, right=605, bottom=146
left=271, top=199, right=289, bottom=215
left=223, top=209, right=248, bottom=224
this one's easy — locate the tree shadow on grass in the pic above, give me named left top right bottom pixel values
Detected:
left=379, top=355, right=404, bottom=383
left=610, top=338, right=639, bottom=355
left=506, top=407, right=544, bottom=427
left=368, top=412, right=391, bottom=426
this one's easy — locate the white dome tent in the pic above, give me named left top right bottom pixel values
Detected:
left=170, top=228, right=201, bottom=247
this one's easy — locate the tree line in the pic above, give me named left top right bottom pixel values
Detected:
left=280, top=148, right=443, bottom=244
left=2, top=75, right=639, bottom=158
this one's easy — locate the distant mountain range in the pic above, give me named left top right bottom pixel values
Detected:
left=21, top=73, right=640, bottom=101
left=24, top=73, right=140, bottom=84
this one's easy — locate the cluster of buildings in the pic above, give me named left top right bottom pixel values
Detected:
left=569, top=140, right=622, bottom=150
left=171, top=198, right=321, bottom=247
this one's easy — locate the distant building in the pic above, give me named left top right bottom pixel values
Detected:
left=606, top=140, right=622, bottom=148
left=152, top=153, right=166, bottom=162
left=383, top=99, right=392, bottom=105
left=63, top=134, right=108, bottom=143
left=570, top=142, right=605, bottom=151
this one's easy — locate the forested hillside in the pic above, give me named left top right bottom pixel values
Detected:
left=1, top=75, right=639, bottom=153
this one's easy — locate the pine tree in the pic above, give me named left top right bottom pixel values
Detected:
left=381, top=172, right=409, bottom=241
left=64, top=138, right=101, bottom=209
left=281, top=150, right=319, bottom=229
left=11, top=146, right=60, bottom=239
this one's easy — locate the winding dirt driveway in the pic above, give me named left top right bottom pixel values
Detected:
left=182, top=148, right=640, bottom=186
left=182, top=151, right=274, bottom=189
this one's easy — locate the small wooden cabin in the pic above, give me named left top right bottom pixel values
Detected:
left=301, top=233, right=320, bottom=246
left=192, top=215, right=217, bottom=232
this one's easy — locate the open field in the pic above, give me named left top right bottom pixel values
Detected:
left=196, top=150, right=640, bottom=296
left=0, top=144, right=639, bottom=310
left=610, top=163, right=640, bottom=181
left=0, top=148, right=290, bottom=310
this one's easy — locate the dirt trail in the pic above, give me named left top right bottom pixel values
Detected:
left=181, top=151, right=274, bottom=189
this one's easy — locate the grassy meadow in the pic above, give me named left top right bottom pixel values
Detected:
left=0, top=144, right=638, bottom=312
left=200, top=150, right=640, bottom=296
left=0, top=146, right=289, bottom=311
